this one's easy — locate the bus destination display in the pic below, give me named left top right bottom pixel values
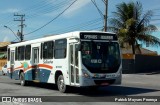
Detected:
left=80, top=33, right=117, bottom=40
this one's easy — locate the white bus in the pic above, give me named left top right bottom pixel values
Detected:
left=7, top=31, right=122, bottom=92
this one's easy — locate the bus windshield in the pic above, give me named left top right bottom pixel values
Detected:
left=81, top=41, right=121, bottom=73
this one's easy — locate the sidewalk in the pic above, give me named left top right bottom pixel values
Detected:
left=132, top=71, right=160, bottom=75
left=122, top=74, right=160, bottom=89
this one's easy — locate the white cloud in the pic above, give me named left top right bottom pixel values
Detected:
left=45, top=0, right=90, bottom=18
left=6, top=9, right=19, bottom=13
left=0, top=8, right=19, bottom=14
left=63, top=0, right=90, bottom=17
left=0, top=29, right=17, bottom=42
left=44, top=11, right=59, bottom=17
left=46, top=0, right=56, bottom=4
left=3, top=36, right=10, bottom=42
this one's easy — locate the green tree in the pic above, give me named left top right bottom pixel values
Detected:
left=109, top=1, right=160, bottom=54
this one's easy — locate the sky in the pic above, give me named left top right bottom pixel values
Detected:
left=0, top=0, right=160, bottom=53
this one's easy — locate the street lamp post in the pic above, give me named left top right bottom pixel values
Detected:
left=17, top=30, right=23, bottom=42
left=4, top=25, right=20, bottom=41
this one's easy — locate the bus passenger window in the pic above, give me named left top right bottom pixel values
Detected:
left=54, top=39, right=67, bottom=59
left=25, top=45, right=31, bottom=60
left=43, top=41, right=54, bottom=59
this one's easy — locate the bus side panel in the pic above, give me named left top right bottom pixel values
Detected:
left=39, top=68, right=51, bottom=83
left=25, top=70, right=33, bottom=81
left=113, top=66, right=122, bottom=85
left=47, top=71, right=55, bottom=84
left=51, top=59, right=69, bottom=85
left=22, top=63, right=53, bottom=83
left=12, top=70, right=20, bottom=80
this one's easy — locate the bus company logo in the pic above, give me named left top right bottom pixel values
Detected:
left=21, top=62, right=29, bottom=70
left=2, top=97, right=11, bottom=102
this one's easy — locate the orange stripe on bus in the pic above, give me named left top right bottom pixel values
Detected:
left=7, top=64, right=53, bottom=72
left=38, top=64, right=53, bottom=69
left=15, top=66, right=23, bottom=70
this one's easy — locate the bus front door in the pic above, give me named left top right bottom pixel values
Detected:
left=32, top=47, right=39, bottom=81
left=69, top=44, right=79, bottom=85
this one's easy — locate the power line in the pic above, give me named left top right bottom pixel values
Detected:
left=1, top=0, right=76, bottom=39
left=101, top=0, right=105, bottom=4
left=91, top=0, right=104, bottom=19
left=91, top=0, right=108, bottom=31
left=153, top=18, right=160, bottom=21
left=25, top=0, right=71, bottom=19
left=46, top=18, right=102, bottom=34
left=25, top=18, right=103, bottom=38
left=25, top=0, right=78, bottom=35
left=2, top=1, right=68, bottom=30
left=20, top=0, right=50, bottom=13
left=1, top=0, right=46, bottom=22
left=0, top=0, right=60, bottom=26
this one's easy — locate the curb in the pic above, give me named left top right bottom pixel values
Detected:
left=145, top=72, right=160, bottom=75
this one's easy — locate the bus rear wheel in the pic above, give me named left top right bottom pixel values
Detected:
left=57, top=75, right=67, bottom=93
left=20, top=72, right=27, bottom=86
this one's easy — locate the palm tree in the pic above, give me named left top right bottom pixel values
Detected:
left=109, top=1, right=160, bottom=54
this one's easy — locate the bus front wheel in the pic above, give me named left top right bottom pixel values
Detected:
left=57, top=75, right=67, bottom=93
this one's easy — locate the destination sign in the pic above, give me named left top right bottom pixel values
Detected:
left=80, top=33, right=117, bottom=40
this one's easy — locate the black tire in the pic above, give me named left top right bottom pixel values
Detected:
left=57, top=75, right=67, bottom=93
left=20, top=72, right=27, bottom=86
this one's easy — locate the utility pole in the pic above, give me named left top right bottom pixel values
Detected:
left=104, top=0, right=108, bottom=32
left=14, top=13, right=25, bottom=42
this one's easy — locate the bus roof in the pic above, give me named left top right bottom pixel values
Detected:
left=8, top=31, right=116, bottom=48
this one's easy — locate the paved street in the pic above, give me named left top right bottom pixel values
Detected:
left=0, top=73, right=160, bottom=96
left=0, top=73, right=160, bottom=105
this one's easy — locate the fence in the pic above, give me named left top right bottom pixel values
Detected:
left=122, top=54, right=160, bottom=74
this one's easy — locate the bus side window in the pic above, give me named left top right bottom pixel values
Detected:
left=25, top=45, right=31, bottom=60
left=15, top=47, right=18, bottom=61
left=18, top=46, right=25, bottom=60
left=43, top=41, right=54, bottom=59
left=54, top=39, right=67, bottom=59
left=40, top=43, right=43, bottom=59
left=7, top=48, right=10, bottom=61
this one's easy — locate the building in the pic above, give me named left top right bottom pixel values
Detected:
left=0, top=42, right=11, bottom=70
left=121, top=43, right=158, bottom=59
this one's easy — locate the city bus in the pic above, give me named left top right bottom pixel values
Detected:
left=7, top=31, right=122, bottom=93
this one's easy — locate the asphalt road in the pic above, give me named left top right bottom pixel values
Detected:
left=0, top=72, right=160, bottom=105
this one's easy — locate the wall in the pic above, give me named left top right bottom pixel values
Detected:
left=135, top=54, right=160, bottom=73
left=122, top=59, right=135, bottom=74
left=122, top=54, right=160, bottom=73
left=0, top=59, right=7, bottom=70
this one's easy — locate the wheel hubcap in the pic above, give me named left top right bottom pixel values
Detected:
left=20, top=75, right=24, bottom=85
left=59, top=77, right=64, bottom=90
left=21, top=80, right=24, bottom=85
